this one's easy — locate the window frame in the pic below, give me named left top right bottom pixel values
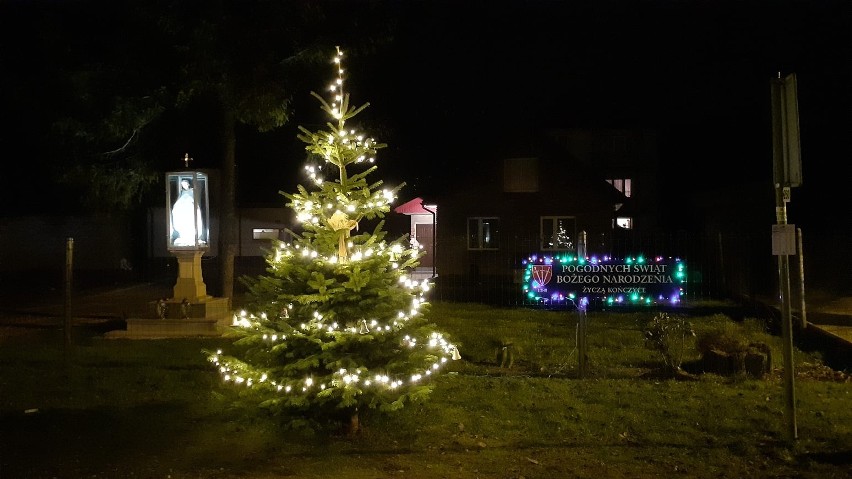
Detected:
left=252, top=228, right=280, bottom=240
left=606, top=178, right=632, bottom=198
left=540, top=215, right=577, bottom=251
left=614, top=217, right=633, bottom=229
left=467, top=217, right=500, bottom=250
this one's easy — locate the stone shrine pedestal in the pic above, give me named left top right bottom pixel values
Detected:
left=171, top=250, right=207, bottom=300
left=105, top=250, right=231, bottom=339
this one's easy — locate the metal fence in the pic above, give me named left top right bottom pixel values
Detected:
left=148, top=228, right=850, bottom=309
left=4, top=228, right=847, bottom=312
left=424, top=229, right=850, bottom=308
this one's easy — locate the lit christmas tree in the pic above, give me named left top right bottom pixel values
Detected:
left=207, top=47, right=459, bottom=433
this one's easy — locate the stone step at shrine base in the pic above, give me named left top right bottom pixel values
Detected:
left=104, top=296, right=230, bottom=339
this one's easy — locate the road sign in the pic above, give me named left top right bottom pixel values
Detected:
left=772, top=224, right=796, bottom=256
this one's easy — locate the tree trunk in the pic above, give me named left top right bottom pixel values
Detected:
left=219, top=99, right=237, bottom=303
left=347, top=409, right=360, bottom=436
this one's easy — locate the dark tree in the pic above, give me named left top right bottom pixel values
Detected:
left=2, top=0, right=396, bottom=300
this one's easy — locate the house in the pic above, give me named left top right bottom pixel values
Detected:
left=392, top=197, right=437, bottom=279
left=393, top=128, right=667, bottom=305
left=147, top=206, right=292, bottom=259
left=542, top=128, right=660, bottom=232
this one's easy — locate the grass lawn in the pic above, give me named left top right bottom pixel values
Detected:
left=1, top=301, right=850, bottom=478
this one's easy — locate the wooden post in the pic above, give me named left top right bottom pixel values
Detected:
left=577, top=300, right=588, bottom=378
left=64, top=237, right=74, bottom=352
left=576, top=233, right=589, bottom=379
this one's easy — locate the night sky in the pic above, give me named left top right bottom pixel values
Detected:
left=1, top=0, right=849, bottom=232
left=372, top=1, right=851, bottom=233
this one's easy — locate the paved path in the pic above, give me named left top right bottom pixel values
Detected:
left=0, top=282, right=174, bottom=318
left=812, top=324, right=852, bottom=343
left=794, top=297, right=852, bottom=345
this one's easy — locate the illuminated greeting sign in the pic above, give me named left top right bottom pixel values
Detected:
left=522, top=254, right=686, bottom=306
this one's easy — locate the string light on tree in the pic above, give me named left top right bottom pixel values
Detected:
left=205, top=47, right=459, bottom=433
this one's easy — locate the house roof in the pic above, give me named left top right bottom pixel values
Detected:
left=394, top=197, right=435, bottom=215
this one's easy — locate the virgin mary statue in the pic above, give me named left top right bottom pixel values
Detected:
left=171, top=179, right=204, bottom=246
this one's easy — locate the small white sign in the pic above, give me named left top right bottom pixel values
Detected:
left=771, top=224, right=796, bottom=256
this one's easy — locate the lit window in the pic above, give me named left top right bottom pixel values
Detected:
left=541, top=216, right=576, bottom=251
left=606, top=178, right=632, bottom=198
left=253, top=228, right=280, bottom=240
left=614, top=217, right=633, bottom=229
left=468, top=217, right=499, bottom=250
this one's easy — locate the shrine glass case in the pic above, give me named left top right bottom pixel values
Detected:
left=166, top=171, right=210, bottom=250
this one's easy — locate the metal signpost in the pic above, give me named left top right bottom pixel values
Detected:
left=770, top=72, right=802, bottom=442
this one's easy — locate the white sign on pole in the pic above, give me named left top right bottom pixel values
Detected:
left=772, top=224, right=796, bottom=256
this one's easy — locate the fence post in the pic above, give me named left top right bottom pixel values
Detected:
left=577, top=297, right=588, bottom=378
left=64, top=237, right=74, bottom=353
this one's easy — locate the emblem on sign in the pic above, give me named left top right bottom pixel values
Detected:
left=532, top=264, right=552, bottom=287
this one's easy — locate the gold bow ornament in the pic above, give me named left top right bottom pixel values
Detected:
left=328, top=210, right=359, bottom=262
